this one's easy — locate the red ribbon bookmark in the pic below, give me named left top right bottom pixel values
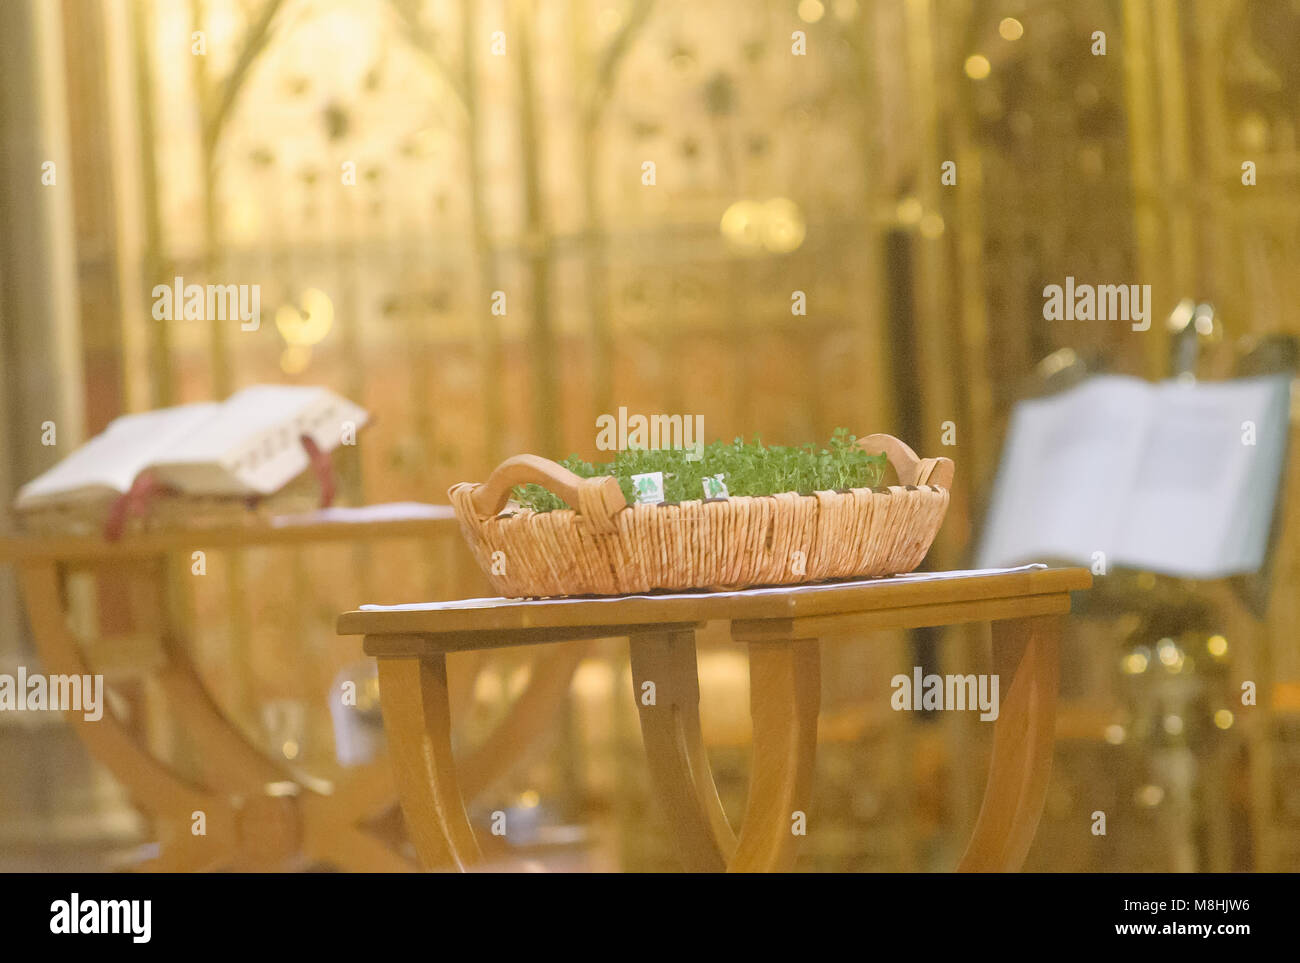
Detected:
left=102, top=437, right=337, bottom=541
left=103, top=470, right=166, bottom=542
left=300, top=434, right=336, bottom=509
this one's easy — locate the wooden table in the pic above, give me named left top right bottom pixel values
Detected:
left=0, top=505, right=583, bottom=871
left=339, top=564, right=1092, bottom=872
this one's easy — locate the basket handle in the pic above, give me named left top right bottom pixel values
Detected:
left=857, top=433, right=954, bottom=489
left=467, top=454, right=627, bottom=532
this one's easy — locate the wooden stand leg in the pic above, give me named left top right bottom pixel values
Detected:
left=18, top=561, right=235, bottom=869
left=150, top=563, right=420, bottom=871
left=351, top=644, right=588, bottom=868
left=27, top=557, right=420, bottom=872
left=629, top=629, right=737, bottom=872
left=957, top=614, right=1061, bottom=872
left=118, top=556, right=289, bottom=794
left=630, top=626, right=820, bottom=873
left=729, top=638, right=821, bottom=873
left=374, top=650, right=482, bottom=871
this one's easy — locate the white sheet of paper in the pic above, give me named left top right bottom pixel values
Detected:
left=359, top=563, right=1050, bottom=612
left=271, top=502, right=455, bottom=527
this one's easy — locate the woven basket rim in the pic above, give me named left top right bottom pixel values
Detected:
left=470, top=481, right=950, bottom=523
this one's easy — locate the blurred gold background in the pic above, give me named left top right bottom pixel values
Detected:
left=1, top=0, right=1298, bottom=871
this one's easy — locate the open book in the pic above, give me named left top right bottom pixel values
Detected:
left=15, top=385, right=369, bottom=511
left=977, top=374, right=1291, bottom=579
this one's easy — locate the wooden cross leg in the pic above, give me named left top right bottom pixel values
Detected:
left=630, top=614, right=1060, bottom=873
left=19, top=558, right=409, bottom=872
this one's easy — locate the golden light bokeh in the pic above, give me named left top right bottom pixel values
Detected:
left=275, top=288, right=335, bottom=346
left=919, top=212, right=946, bottom=239
left=896, top=196, right=924, bottom=225
left=999, top=17, right=1024, bottom=41
left=1153, top=640, right=1186, bottom=671
left=1137, top=785, right=1165, bottom=808
left=1122, top=651, right=1149, bottom=674
left=832, top=0, right=858, bottom=21
left=720, top=197, right=806, bottom=254
left=797, top=0, right=826, bottom=25
left=761, top=197, right=807, bottom=253
left=964, top=54, right=991, bottom=80
left=720, top=198, right=765, bottom=250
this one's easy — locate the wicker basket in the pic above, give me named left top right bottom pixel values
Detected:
left=449, top=433, right=953, bottom=598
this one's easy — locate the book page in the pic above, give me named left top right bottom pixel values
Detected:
left=14, top=404, right=219, bottom=510
left=977, top=376, right=1154, bottom=569
left=1113, top=375, right=1290, bottom=577
left=150, top=385, right=369, bottom=496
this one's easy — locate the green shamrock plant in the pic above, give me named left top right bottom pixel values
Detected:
left=508, top=428, right=887, bottom=514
